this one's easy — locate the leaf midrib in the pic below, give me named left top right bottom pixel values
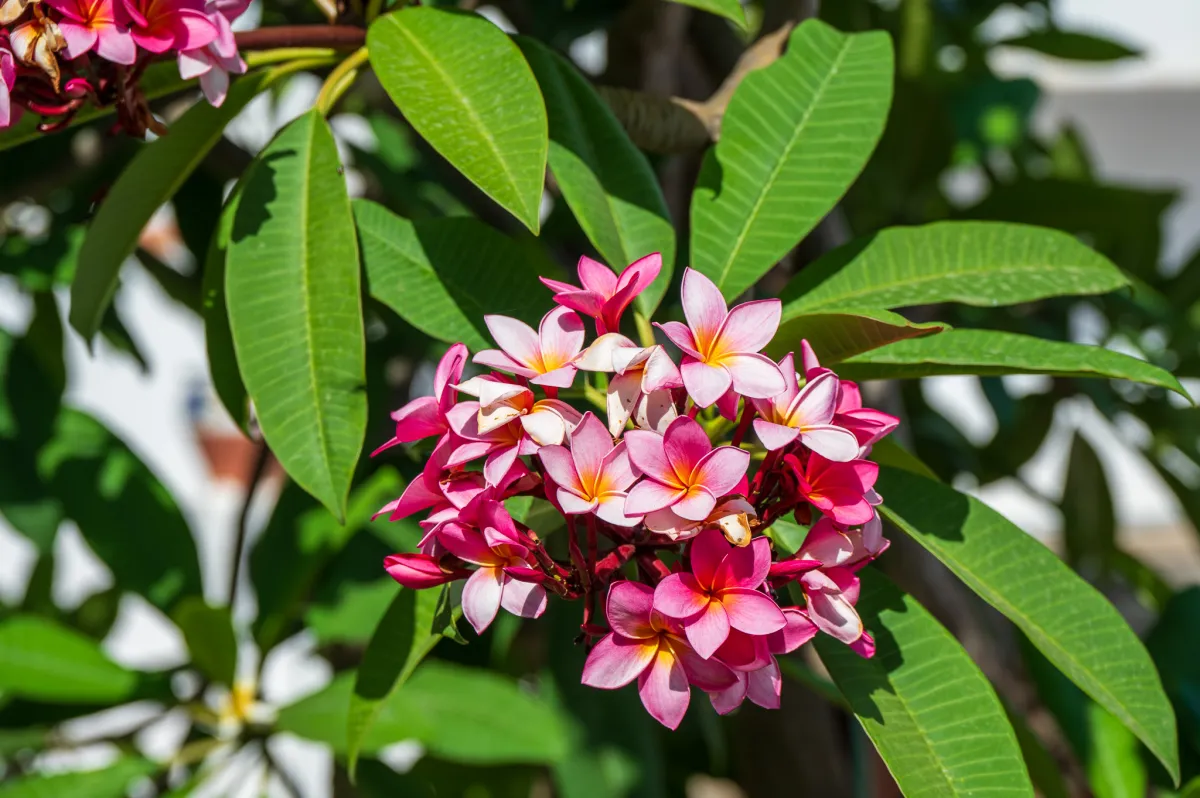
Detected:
left=792, top=263, right=1123, bottom=314
left=713, top=33, right=856, bottom=293
left=387, top=17, right=534, bottom=221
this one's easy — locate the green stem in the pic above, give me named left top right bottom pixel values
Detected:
left=583, top=379, right=607, bottom=413
left=314, top=46, right=369, bottom=115
left=634, top=311, right=656, bottom=348
left=244, top=47, right=339, bottom=68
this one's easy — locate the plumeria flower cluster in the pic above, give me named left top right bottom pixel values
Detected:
left=377, top=253, right=899, bottom=729
left=0, top=0, right=246, bottom=135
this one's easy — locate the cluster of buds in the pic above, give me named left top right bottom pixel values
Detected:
left=0, top=0, right=246, bottom=135
left=378, top=255, right=899, bottom=729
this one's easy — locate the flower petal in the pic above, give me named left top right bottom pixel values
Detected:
left=713, top=535, right=772, bottom=591
left=722, top=353, right=786, bottom=399
left=538, top=306, right=586, bottom=367
left=709, top=674, right=748, bottom=715
left=530, top=364, right=579, bottom=388
left=640, top=346, right=683, bottom=392
left=680, top=358, right=732, bottom=408
left=570, top=412, right=614, bottom=493
left=577, top=254, right=619, bottom=296
left=789, top=370, right=839, bottom=427
left=770, top=607, right=819, bottom=655
left=655, top=321, right=703, bottom=359
left=500, top=578, right=547, bottom=619
left=753, top=419, right=801, bottom=451
left=800, top=425, right=861, bottom=462
left=606, top=371, right=641, bottom=436
left=582, top=633, right=657, bottom=689
left=597, top=441, right=638, bottom=493
left=714, top=299, right=780, bottom=354
left=684, top=600, right=731, bottom=659
left=672, top=485, right=717, bottom=522
left=745, top=660, right=782, bottom=709
left=674, top=639, right=738, bottom=691
left=720, top=588, right=786, bottom=635
left=607, top=580, right=656, bottom=639
left=635, top=389, right=678, bottom=434
left=638, top=646, right=690, bottom=730
left=624, top=479, right=686, bottom=516
left=689, top=528, right=730, bottom=590
left=434, top=343, right=469, bottom=401
left=623, top=429, right=674, bottom=484
left=798, top=518, right=854, bottom=567
left=595, top=492, right=640, bottom=526
left=520, top=407, right=567, bottom=446
left=653, top=573, right=711, bottom=620
left=680, top=268, right=727, bottom=352
left=538, top=444, right=584, bottom=495
left=484, top=314, right=541, bottom=369
left=662, top=416, right=712, bottom=483
left=691, top=445, right=750, bottom=500
left=473, top=349, right=537, bottom=378
left=557, top=490, right=598, bottom=515
left=575, top=332, right=637, bottom=372
left=438, top=522, right=497, bottom=566
left=462, top=566, right=504, bottom=634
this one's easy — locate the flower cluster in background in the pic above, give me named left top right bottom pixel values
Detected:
left=378, top=255, right=899, bottom=729
left=0, top=0, right=246, bottom=134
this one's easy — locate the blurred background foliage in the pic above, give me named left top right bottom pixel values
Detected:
left=1, top=0, right=1198, bottom=796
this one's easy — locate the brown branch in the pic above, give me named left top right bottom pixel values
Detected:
left=233, top=25, right=365, bottom=51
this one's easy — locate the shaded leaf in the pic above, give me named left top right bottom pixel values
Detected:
left=877, top=466, right=1180, bottom=781
left=666, top=0, right=745, bottom=28
left=68, top=71, right=272, bottom=340
left=1061, top=431, right=1116, bottom=572
left=201, top=181, right=249, bottom=432
left=996, top=31, right=1141, bottom=62
left=226, top=109, right=365, bottom=521
left=278, top=663, right=570, bottom=764
left=766, top=308, right=946, bottom=363
left=355, top=200, right=552, bottom=351
left=816, top=569, right=1032, bottom=797
left=172, top=598, right=237, bottom=686
left=367, top=7, right=548, bottom=232
left=835, top=330, right=1189, bottom=399
left=0, top=615, right=138, bottom=703
left=517, top=36, right=675, bottom=315
left=691, top=19, right=893, bottom=300
left=781, top=221, right=1127, bottom=315
left=0, top=758, right=157, bottom=798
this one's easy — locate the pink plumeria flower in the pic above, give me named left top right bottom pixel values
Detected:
left=445, top=394, right=578, bottom=486
left=177, top=0, right=247, bottom=107
left=581, top=581, right=737, bottom=729
left=384, top=552, right=470, bottom=589
left=750, top=353, right=859, bottom=461
left=575, top=332, right=682, bottom=436
left=797, top=514, right=888, bottom=571
left=454, top=374, right=582, bottom=447
left=538, top=412, right=641, bottom=527
left=624, top=416, right=749, bottom=522
left=121, top=0, right=217, bottom=54
left=46, top=0, right=135, bottom=64
left=800, top=340, right=899, bottom=455
left=644, top=496, right=757, bottom=546
left=438, top=500, right=547, bottom=634
left=709, top=608, right=818, bottom=714
left=653, top=530, right=786, bottom=659
left=787, top=453, right=879, bottom=526
left=655, top=268, right=785, bottom=408
left=372, top=343, right=467, bottom=458
left=473, top=306, right=585, bottom=389
left=0, top=41, right=16, bottom=130
left=541, top=253, right=661, bottom=335
left=798, top=567, right=872, bottom=655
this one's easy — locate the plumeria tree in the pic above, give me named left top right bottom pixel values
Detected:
left=0, top=0, right=1192, bottom=796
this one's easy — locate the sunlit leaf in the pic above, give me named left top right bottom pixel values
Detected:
left=172, top=598, right=237, bottom=687
left=766, top=308, right=945, bottom=363
left=0, top=757, right=157, bottom=797
left=0, top=615, right=138, bottom=703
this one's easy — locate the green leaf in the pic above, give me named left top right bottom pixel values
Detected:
left=517, top=37, right=675, bottom=315
left=171, top=598, right=237, bottom=686
left=876, top=466, right=1180, bottom=781
left=996, top=31, right=1141, bottom=62
left=815, top=570, right=1033, bottom=797
left=355, top=200, right=552, bottom=351
left=68, top=72, right=272, bottom=341
left=1183, top=776, right=1200, bottom=798
left=690, top=20, right=893, bottom=300
left=226, top=109, right=366, bottom=521
left=0, top=615, right=138, bottom=703
left=835, top=330, right=1189, bottom=399
left=780, top=221, right=1128, bottom=315
left=367, top=7, right=548, bottom=233
left=251, top=468, right=404, bottom=653
left=765, top=308, right=946, bottom=363
left=40, top=409, right=203, bottom=612
left=347, top=586, right=456, bottom=776
left=201, top=182, right=250, bottom=432
left=1061, top=431, right=1116, bottom=572
left=0, top=728, right=47, bottom=757
left=305, top=577, right=397, bottom=646
left=867, top=437, right=940, bottom=482
left=278, top=663, right=570, bottom=764
left=0, top=758, right=157, bottom=798
left=666, top=0, right=746, bottom=28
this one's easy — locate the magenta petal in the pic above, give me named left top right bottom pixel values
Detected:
left=550, top=288, right=605, bottom=319
left=569, top=412, right=614, bottom=487
left=438, top=522, right=494, bottom=566
left=745, top=660, right=782, bottom=710
left=606, top=580, right=656, bottom=639
left=390, top=395, right=444, bottom=443
left=623, top=429, right=673, bottom=483
left=675, top=641, right=738, bottom=691
left=57, top=22, right=97, bottom=59
left=798, top=518, right=854, bottom=567
left=462, top=566, right=504, bottom=634
left=770, top=607, right=819, bottom=654
left=691, top=445, right=750, bottom=500
left=538, top=444, right=584, bottom=495
left=680, top=358, right=732, bottom=408
left=850, top=631, right=876, bottom=658
left=383, top=553, right=455, bottom=589
left=709, top=674, right=747, bottom=715
left=720, top=588, right=786, bottom=635
left=689, top=529, right=730, bottom=590
left=638, top=648, right=691, bottom=730
left=168, top=8, right=218, bottom=51
left=713, top=536, right=773, bottom=590
left=387, top=473, right=443, bottom=520
left=672, top=485, right=717, bottom=522
left=684, top=601, right=730, bottom=659
left=577, top=254, right=619, bottom=295
left=582, top=633, right=657, bottom=689
left=662, top=416, right=712, bottom=480
left=96, top=24, right=136, bottom=63
left=653, top=573, right=711, bottom=620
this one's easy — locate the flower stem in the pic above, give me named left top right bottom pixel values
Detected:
left=314, top=46, right=369, bottom=115
left=244, top=47, right=340, bottom=68
left=633, top=311, right=655, bottom=348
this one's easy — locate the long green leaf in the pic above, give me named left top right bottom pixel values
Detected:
left=876, top=466, right=1180, bottom=781
left=226, top=109, right=365, bottom=522
left=40, top=409, right=203, bottom=612
left=0, top=758, right=157, bottom=798
left=781, top=221, right=1128, bottom=316
left=68, top=72, right=271, bottom=340
left=834, top=330, right=1189, bottom=398
left=996, top=31, right=1141, bottom=62
left=347, top=586, right=458, bottom=776
left=1061, top=431, right=1116, bottom=571
left=278, top=663, right=570, bottom=764
left=666, top=0, right=746, bottom=28
left=815, top=570, right=1033, bottom=797
left=690, top=19, right=893, bottom=300
left=367, top=7, right=548, bottom=233
left=517, top=37, right=675, bottom=315
left=766, top=308, right=946, bottom=363
left=355, top=200, right=551, bottom=351
left=0, top=615, right=138, bottom=703
left=171, top=598, right=237, bottom=686
left=201, top=181, right=250, bottom=433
